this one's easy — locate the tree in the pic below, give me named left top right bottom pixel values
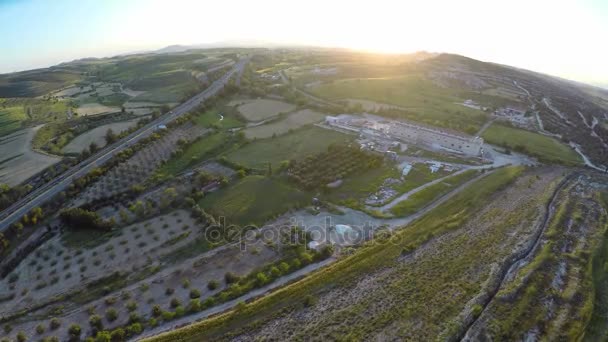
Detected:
left=105, top=129, right=117, bottom=145
left=160, top=188, right=178, bottom=209
left=68, top=324, right=82, bottom=339
left=255, top=272, right=269, bottom=286
left=207, top=280, right=219, bottom=290
left=95, top=331, right=111, bottom=342
left=60, top=208, right=112, bottom=231
left=105, top=308, right=118, bottom=322
left=89, top=142, right=99, bottom=154
left=110, top=328, right=125, bottom=341
left=89, top=314, right=103, bottom=331
left=50, top=317, right=61, bottom=330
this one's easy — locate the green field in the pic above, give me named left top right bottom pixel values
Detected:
left=310, top=74, right=487, bottom=134
left=390, top=169, right=480, bottom=216
left=195, top=109, right=243, bottom=129
left=0, top=99, right=71, bottom=138
left=482, top=124, right=582, bottom=165
left=226, top=126, right=354, bottom=169
left=324, top=163, right=452, bottom=205
left=146, top=166, right=525, bottom=342
left=155, top=133, right=228, bottom=177
left=0, top=105, right=26, bottom=136
left=199, top=176, right=310, bottom=226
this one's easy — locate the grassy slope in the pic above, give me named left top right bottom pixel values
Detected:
left=146, top=166, right=525, bottom=342
left=390, top=169, right=480, bottom=216
left=483, top=123, right=582, bottom=165
left=199, top=175, right=310, bottom=227
left=583, top=192, right=608, bottom=341
left=0, top=68, right=82, bottom=98
left=310, top=73, right=487, bottom=134
left=226, top=126, right=354, bottom=169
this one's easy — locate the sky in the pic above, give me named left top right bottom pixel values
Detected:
left=1, top=0, right=607, bottom=87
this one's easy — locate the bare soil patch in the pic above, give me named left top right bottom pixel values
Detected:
left=0, top=126, right=61, bottom=186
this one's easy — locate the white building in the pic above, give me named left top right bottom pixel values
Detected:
left=388, top=121, right=483, bottom=156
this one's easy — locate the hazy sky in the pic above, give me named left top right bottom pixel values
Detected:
left=1, top=0, right=607, bottom=86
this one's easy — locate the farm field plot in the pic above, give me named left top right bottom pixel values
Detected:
left=154, top=132, right=225, bottom=177
left=0, top=98, right=71, bottom=137
left=482, top=123, right=582, bottom=165
left=194, top=109, right=243, bottom=129
left=62, top=119, right=139, bottom=154
left=0, top=209, right=277, bottom=342
left=71, top=124, right=206, bottom=207
left=243, top=109, right=325, bottom=139
left=226, top=126, right=354, bottom=169
left=75, top=103, right=120, bottom=116
left=230, top=98, right=296, bottom=122
left=309, top=74, right=487, bottom=134
left=0, top=104, right=26, bottom=137
left=0, top=126, right=61, bottom=186
left=199, top=175, right=310, bottom=227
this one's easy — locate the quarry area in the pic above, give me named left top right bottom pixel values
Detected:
left=0, top=48, right=606, bottom=342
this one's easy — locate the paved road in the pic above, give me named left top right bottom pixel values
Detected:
left=135, top=257, right=336, bottom=341
left=0, top=58, right=249, bottom=233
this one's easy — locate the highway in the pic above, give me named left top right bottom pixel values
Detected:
left=0, top=58, right=248, bottom=233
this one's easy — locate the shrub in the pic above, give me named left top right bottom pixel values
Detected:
left=16, top=332, right=26, bottom=342
left=95, top=331, right=111, bottom=342
left=104, top=297, right=117, bottom=306
left=189, top=289, right=201, bottom=299
left=126, top=300, right=137, bottom=312
left=165, top=287, right=174, bottom=296
left=279, top=261, right=290, bottom=273
left=68, top=324, right=82, bottom=339
left=270, top=266, right=281, bottom=277
left=304, top=294, right=317, bottom=307
left=50, top=317, right=61, bottom=330
left=207, top=280, right=219, bottom=290
left=110, top=328, right=125, bottom=341
left=162, top=311, right=175, bottom=321
left=126, top=322, right=142, bottom=336
left=149, top=318, right=158, bottom=327
left=182, top=278, right=190, bottom=289
left=189, top=299, right=202, bottom=312
left=36, top=323, right=45, bottom=334
left=89, top=314, right=103, bottom=330
left=105, top=308, right=118, bottom=322
left=170, top=297, right=181, bottom=308
left=224, top=272, right=240, bottom=284
left=202, top=297, right=215, bottom=308
left=3, top=324, right=11, bottom=334
left=152, top=304, right=162, bottom=317
left=128, top=312, right=140, bottom=324
left=256, top=272, right=269, bottom=286
left=174, top=305, right=185, bottom=318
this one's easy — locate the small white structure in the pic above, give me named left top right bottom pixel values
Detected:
left=429, top=162, right=442, bottom=173
left=401, top=163, right=413, bottom=177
